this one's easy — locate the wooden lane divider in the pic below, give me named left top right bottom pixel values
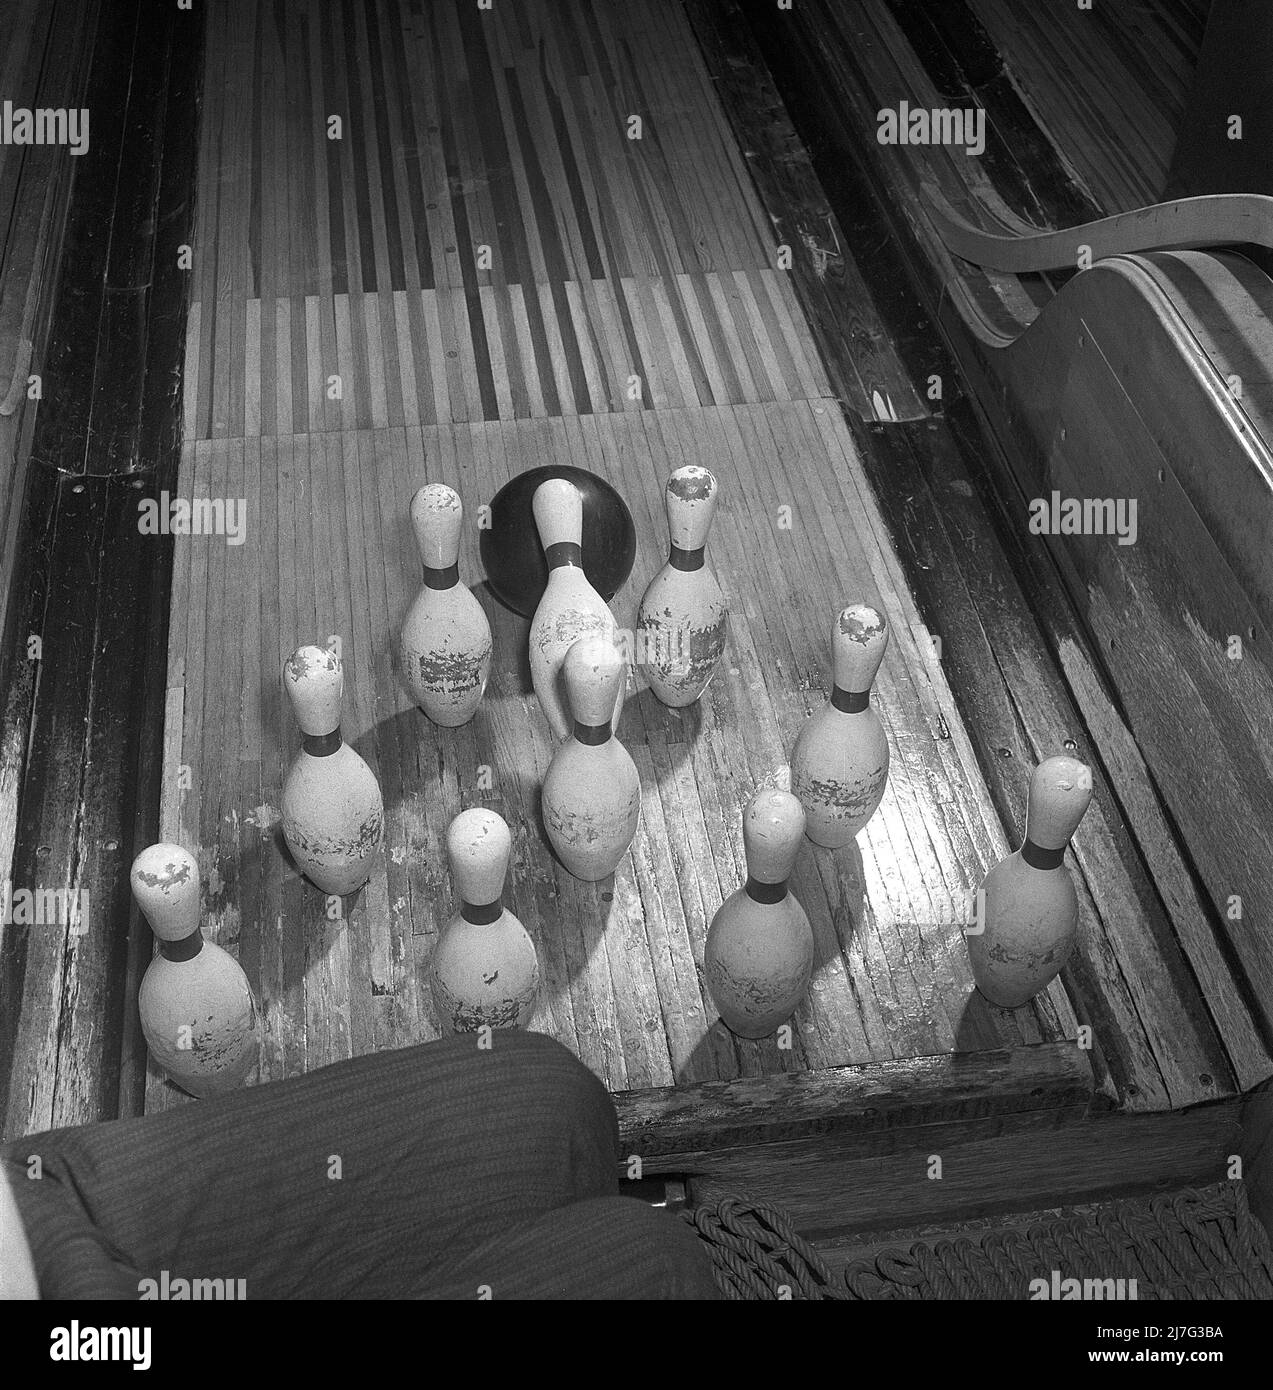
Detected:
left=922, top=183, right=1273, bottom=275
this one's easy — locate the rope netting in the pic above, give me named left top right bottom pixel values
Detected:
left=681, top=1183, right=1273, bottom=1300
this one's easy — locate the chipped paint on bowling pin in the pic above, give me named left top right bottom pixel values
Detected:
left=399, top=484, right=492, bottom=726
left=542, top=636, right=641, bottom=881
left=968, top=755, right=1093, bottom=1007
left=528, top=478, right=627, bottom=741
left=132, top=843, right=260, bottom=1098
left=281, top=645, right=384, bottom=895
left=704, top=788, right=814, bottom=1038
left=637, top=465, right=728, bottom=706
left=430, top=808, right=539, bottom=1032
left=790, top=605, right=890, bottom=847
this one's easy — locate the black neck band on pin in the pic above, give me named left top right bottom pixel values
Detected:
left=669, top=544, right=704, bottom=573
left=1021, top=839, right=1065, bottom=870
left=573, top=720, right=611, bottom=746
left=545, top=541, right=583, bottom=569
left=423, top=563, right=458, bottom=590
left=831, top=686, right=869, bottom=714
left=303, top=729, right=342, bottom=757
left=745, top=877, right=787, bottom=904
left=160, top=931, right=204, bottom=962
left=461, top=899, right=502, bottom=925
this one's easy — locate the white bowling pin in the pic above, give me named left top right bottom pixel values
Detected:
left=704, top=788, right=814, bottom=1038
left=281, top=645, right=384, bottom=895
left=528, top=478, right=626, bottom=741
left=132, top=843, right=260, bottom=1098
left=430, top=808, right=539, bottom=1032
left=968, top=755, right=1093, bottom=1007
left=790, top=604, right=890, bottom=848
left=637, top=465, right=728, bottom=706
left=399, top=484, right=492, bottom=726
left=542, top=636, right=641, bottom=881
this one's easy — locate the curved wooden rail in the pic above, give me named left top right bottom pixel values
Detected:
left=921, top=184, right=1273, bottom=273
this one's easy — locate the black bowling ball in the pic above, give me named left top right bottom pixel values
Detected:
left=480, top=466, right=637, bottom=618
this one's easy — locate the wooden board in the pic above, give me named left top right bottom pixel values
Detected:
left=149, top=402, right=1079, bottom=1113
left=696, top=0, right=1265, bottom=1109
left=978, top=256, right=1273, bottom=1041
left=179, top=0, right=845, bottom=435
left=133, top=0, right=1097, bottom=1128
left=690, top=1100, right=1245, bottom=1241
left=971, top=0, right=1204, bottom=212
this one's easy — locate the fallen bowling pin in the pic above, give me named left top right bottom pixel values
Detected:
left=430, top=808, right=539, bottom=1032
left=637, top=465, right=728, bottom=706
left=132, top=843, right=260, bottom=1098
left=541, top=635, right=640, bottom=881
left=967, top=754, right=1093, bottom=1007
left=399, top=483, right=492, bottom=726
left=704, top=787, right=814, bottom=1038
left=282, top=644, right=384, bottom=895
left=790, top=604, right=890, bottom=847
left=529, top=477, right=626, bottom=741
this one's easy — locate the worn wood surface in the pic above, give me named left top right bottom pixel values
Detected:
left=978, top=258, right=1273, bottom=1044
left=700, top=1, right=1266, bottom=1108
left=138, top=0, right=1090, bottom=1124
left=690, top=1101, right=1245, bottom=1240
left=615, top=1041, right=1090, bottom=1161
left=0, top=0, right=101, bottom=657
left=0, top=0, right=199, bottom=1139
left=971, top=0, right=1206, bottom=212
left=862, top=418, right=1265, bottom=1107
left=180, top=0, right=855, bottom=433
left=151, top=402, right=1077, bottom=1114
left=682, top=0, right=923, bottom=425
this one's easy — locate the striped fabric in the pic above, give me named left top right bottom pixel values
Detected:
left=2, top=1032, right=717, bottom=1300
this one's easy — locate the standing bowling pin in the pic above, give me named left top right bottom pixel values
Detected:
left=704, top=788, right=814, bottom=1038
left=637, top=465, right=728, bottom=706
left=790, top=605, right=890, bottom=847
left=967, top=755, right=1093, bottom=1007
left=542, top=636, right=640, bottom=881
left=529, top=478, right=626, bottom=741
left=399, top=484, right=492, bottom=726
left=430, top=808, right=539, bottom=1032
left=132, top=843, right=260, bottom=1098
left=281, top=645, right=384, bottom=895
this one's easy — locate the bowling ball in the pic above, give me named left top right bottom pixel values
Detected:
left=480, top=466, right=636, bottom=618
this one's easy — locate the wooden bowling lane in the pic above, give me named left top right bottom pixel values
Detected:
left=182, top=271, right=833, bottom=435
left=153, top=399, right=1079, bottom=1111
left=151, top=0, right=1075, bottom=1117
left=179, top=0, right=887, bottom=435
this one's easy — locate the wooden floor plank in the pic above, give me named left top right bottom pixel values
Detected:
left=150, top=0, right=1104, bottom=1125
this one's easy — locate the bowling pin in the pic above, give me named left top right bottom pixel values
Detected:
left=790, top=604, right=890, bottom=848
left=281, top=644, right=384, bottom=895
left=529, top=478, right=626, bottom=741
left=132, top=843, right=260, bottom=1098
left=430, top=808, right=539, bottom=1032
left=399, top=484, right=492, bottom=726
left=637, top=465, right=728, bottom=706
left=704, top=788, right=814, bottom=1038
left=967, top=755, right=1093, bottom=1007
left=542, top=636, right=640, bottom=881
